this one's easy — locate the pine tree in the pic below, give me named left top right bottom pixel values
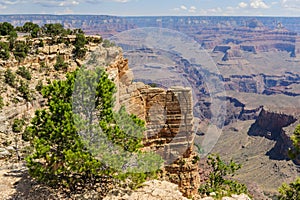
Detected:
left=23, top=66, right=163, bottom=191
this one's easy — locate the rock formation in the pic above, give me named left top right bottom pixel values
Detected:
left=248, top=107, right=300, bottom=163
left=0, top=34, right=201, bottom=198
left=107, top=54, right=200, bottom=197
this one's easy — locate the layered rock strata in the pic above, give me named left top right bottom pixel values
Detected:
left=108, top=55, right=200, bottom=196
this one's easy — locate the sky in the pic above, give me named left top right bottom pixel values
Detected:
left=0, top=0, right=300, bottom=16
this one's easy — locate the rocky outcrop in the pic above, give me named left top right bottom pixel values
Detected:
left=213, top=45, right=231, bottom=53
left=248, top=108, right=299, bottom=162
left=109, top=55, right=200, bottom=197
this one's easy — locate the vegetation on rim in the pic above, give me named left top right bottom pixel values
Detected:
left=198, top=154, right=248, bottom=199
left=22, top=67, right=163, bottom=192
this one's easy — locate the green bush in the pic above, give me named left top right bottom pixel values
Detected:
left=35, top=80, right=43, bottom=92
left=0, top=42, right=10, bottom=60
left=54, top=55, right=68, bottom=71
left=8, top=30, right=17, bottom=50
left=17, top=66, right=31, bottom=80
left=39, top=62, right=50, bottom=73
left=0, top=22, right=14, bottom=36
left=42, top=23, right=67, bottom=37
left=279, top=177, right=300, bottom=200
left=0, top=96, right=4, bottom=110
left=198, top=154, right=248, bottom=198
left=73, top=33, right=87, bottom=59
left=13, top=41, right=29, bottom=61
left=23, top=67, right=162, bottom=191
left=22, top=22, right=40, bottom=38
left=4, top=69, right=16, bottom=87
left=289, top=124, right=300, bottom=159
left=39, top=39, right=44, bottom=47
left=102, top=39, right=115, bottom=48
left=18, top=80, right=32, bottom=101
left=12, top=118, right=25, bottom=133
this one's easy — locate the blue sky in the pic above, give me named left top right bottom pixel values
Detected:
left=0, top=0, right=300, bottom=16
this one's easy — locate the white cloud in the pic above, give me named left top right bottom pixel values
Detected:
left=189, top=6, right=196, bottom=13
left=59, top=0, right=80, bottom=6
left=190, top=6, right=196, bottom=10
left=238, top=2, right=248, bottom=8
left=180, top=5, right=187, bottom=10
left=250, top=0, right=269, bottom=9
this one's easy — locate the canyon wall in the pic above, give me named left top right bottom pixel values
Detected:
left=108, top=55, right=200, bottom=197
left=248, top=107, right=300, bottom=163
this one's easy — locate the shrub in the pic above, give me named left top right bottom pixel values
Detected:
left=12, top=118, right=25, bottom=133
left=22, top=22, right=40, bottom=38
left=73, top=33, right=87, bottom=59
left=0, top=22, right=14, bottom=36
left=17, top=66, right=31, bottom=80
left=54, top=55, right=68, bottom=71
left=0, top=42, right=10, bottom=60
left=102, top=39, right=115, bottom=48
left=278, top=177, right=300, bottom=200
left=42, top=23, right=67, bottom=37
left=39, top=62, right=50, bottom=73
left=4, top=69, right=16, bottom=87
left=0, top=96, right=4, bottom=110
left=13, top=41, right=29, bottom=61
left=35, top=80, right=43, bottom=92
left=288, top=124, right=300, bottom=159
left=8, top=30, right=17, bottom=50
left=39, top=39, right=44, bottom=47
left=18, top=80, right=32, bottom=101
left=198, top=154, right=248, bottom=198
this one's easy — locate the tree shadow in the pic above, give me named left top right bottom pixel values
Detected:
left=6, top=168, right=59, bottom=200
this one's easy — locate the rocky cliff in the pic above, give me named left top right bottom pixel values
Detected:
left=0, top=34, right=200, bottom=198
left=248, top=107, right=299, bottom=163
left=107, top=54, right=200, bottom=197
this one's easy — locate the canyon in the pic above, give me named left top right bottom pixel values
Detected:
left=0, top=15, right=300, bottom=198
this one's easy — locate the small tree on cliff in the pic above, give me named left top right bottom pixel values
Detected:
left=288, top=124, right=300, bottom=159
left=23, top=67, right=162, bottom=191
left=199, top=154, right=248, bottom=198
left=73, top=33, right=87, bottom=59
